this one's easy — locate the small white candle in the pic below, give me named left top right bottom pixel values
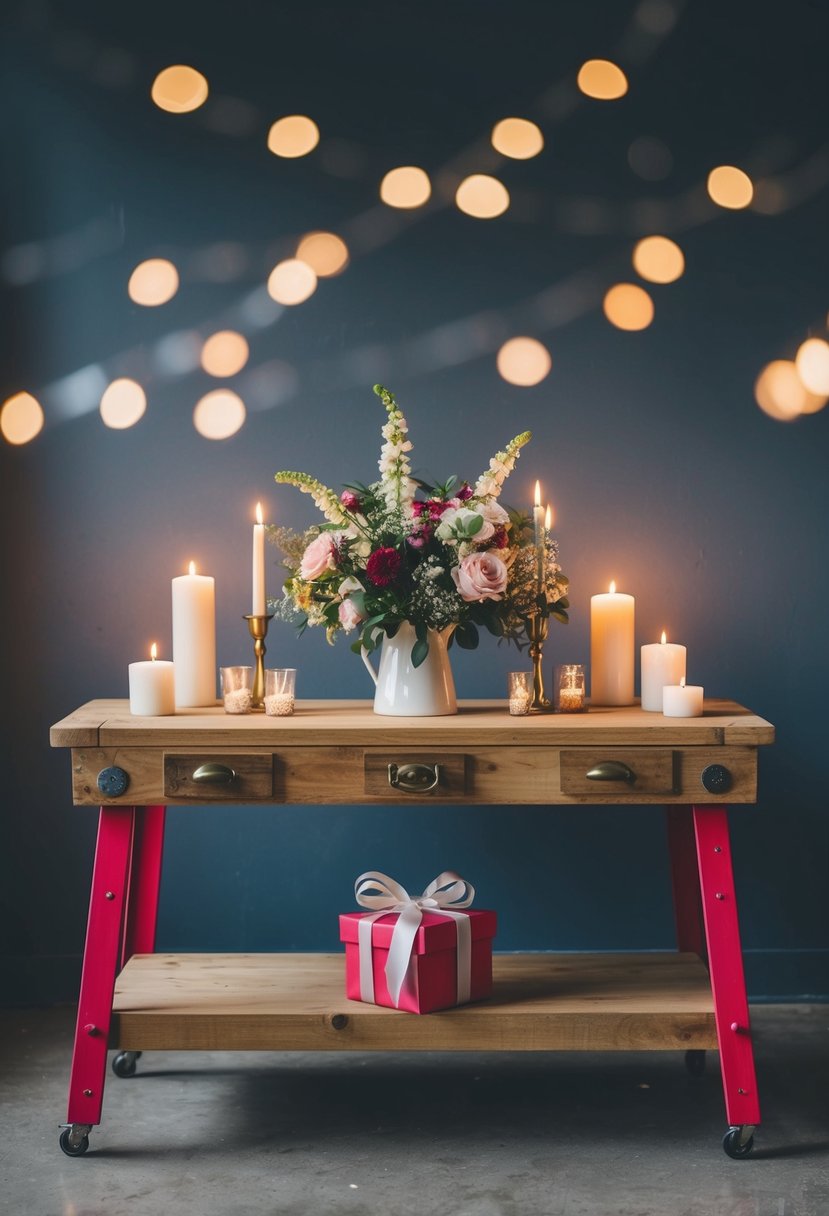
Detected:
left=252, top=501, right=266, bottom=616
left=129, top=643, right=175, bottom=716
left=172, top=561, right=217, bottom=708
left=663, top=676, right=704, bottom=717
left=641, top=631, right=687, bottom=712
left=590, top=581, right=635, bottom=705
left=533, top=480, right=545, bottom=591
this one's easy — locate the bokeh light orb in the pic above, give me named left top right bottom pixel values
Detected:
left=99, top=378, right=147, bottom=429
left=496, top=338, right=552, bottom=386
left=577, top=59, right=628, bottom=100
left=707, top=166, right=753, bottom=210
left=266, top=259, right=317, bottom=305
left=379, top=166, right=432, bottom=209
left=128, top=258, right=179, bottom=306
left=200, top=331, right=250, bottom=378
left=455, top=174, right=510, bottom=219
left=296, top=231, right=349, bottom=277
left=193, top=390, right=247, bottom=439
left=603, top=283, right=654, bottom=331
left=795, top=338, right=829, bottom=396
left=755, top=360, right=825, bottom=420
left=267, top=115, right=319, bottom=158
left=491, top=117, right=544, bottom=160
left=632, top=236, right=685, bottom=284
left=151, top=65, right=208, bottom=113
left=1, top=391, right=44, bottom=445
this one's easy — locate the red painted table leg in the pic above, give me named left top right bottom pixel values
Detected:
left=666, top=806, right=705, bottom=958
left=66, top=807, right=135, bottom=1127
left=692, top=805, right=760, bottom=1129
left=121, top=805, right=166, bottom=966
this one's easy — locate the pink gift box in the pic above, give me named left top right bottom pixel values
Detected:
left=339, top=908, right=497, bottom=1014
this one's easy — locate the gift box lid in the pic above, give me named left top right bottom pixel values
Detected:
left=339, top=908, right=496, bottom=954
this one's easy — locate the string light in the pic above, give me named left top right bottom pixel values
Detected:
left=193, top=389, right=246, bottom=438
left=577, top=59, right=628, bottom=100
left=755, top=360, right=825, bottom=420
left=267, top=259, right=317, bottom=305
left=267, top=115, right=319, bottom=158
left=603, top=284, right=654, bottom=330
left=150, top=65, right=208, bottom=113
left=379, top=166, right=431, bottom=209
left=707, top=166, right=753, bottom=210
left=496, top=338, right=552, bottom=386
left=491, top=118, right=544, bottom=160
left=795, top=338, right=829, bottom=396
left=0, top=392, right=44, bottom=445
left=632, top=236, right=685, bottom=284
left=99, top=379, right=146, bottom=429
left=200, top=331, right=250, bottom=377
left=455, top=175, right=510, bottom=219
left=296, top=231, right=349, bottom=277
left=128, top=259, right=179, bottom=306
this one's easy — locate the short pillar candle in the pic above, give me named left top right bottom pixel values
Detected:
left=129, top=644, right=175, bottom=716
left=663, top=677, right=704, bottom=717
left=590, top=582, right=635, bottom=705
left=640, top=632, right=686, bottom=712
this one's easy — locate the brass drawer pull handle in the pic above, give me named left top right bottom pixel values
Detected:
left=192, top=763, right=237, bottom=784
left=388, top=762, right=441, bottom=794
left=586, top=761, right=635, bottom=785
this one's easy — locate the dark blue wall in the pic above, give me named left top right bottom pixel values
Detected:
left=1, top=1, right=827, bottom=1004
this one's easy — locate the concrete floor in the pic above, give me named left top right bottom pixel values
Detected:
left=1, top=1006, right=827, bottom=1216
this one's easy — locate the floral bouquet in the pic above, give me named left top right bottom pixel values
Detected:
left=271, top=385, right=568, bottom=666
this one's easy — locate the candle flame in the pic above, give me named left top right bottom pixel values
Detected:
left=255, top=501, right=263, bottom=525
left=150, top=642, right=158, bottom=661
left=545, top=504, right=553, bottom=529
left=680, top=676, right=686, bottom=688
left=609, top=580, right=616, bottom=594
left=534, top=479, right=541, bottom=507
left=188, top=560, right=196, bottom=575
left=661, top=630, right=667, bottom=645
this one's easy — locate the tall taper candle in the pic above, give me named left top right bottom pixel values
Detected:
left=533, top=480, right=545, bottom=591
left=252, top=501, right=266, bottom=616
left=590, top=581, right=635, bottom=705
left=172, top=561, right=217, bottom=707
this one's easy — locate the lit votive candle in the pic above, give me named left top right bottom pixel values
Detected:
left=640, top=631, right=686, bottom=712
left=508, top=671, right=532, bottom=716
left=662, top=677, right=704, bottom=717
left=129, top=644, right=175, bottom=716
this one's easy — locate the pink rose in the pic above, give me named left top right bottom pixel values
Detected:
left=451, top=550, right=508, bottom=602
left=299, top=532, right=338, bottom=580
left=338, top=597, right=364, bottom=632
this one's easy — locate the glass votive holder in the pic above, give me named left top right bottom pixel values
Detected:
left=507, top=671, right=532, bottom=716
left=554, top=664, right=586, bottom=713
left=221, top=666, right=253, bottom=714
left=265, top=668, right=296, bottom=717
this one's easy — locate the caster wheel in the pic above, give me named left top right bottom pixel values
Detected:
left=112, top=1051, right=139, bottom=1078
left=59, top=1127, right=90, bottom=1157
left=685, top=1049, right=706, bottom=1076
left=722, top=1126, right=755, bottom=1159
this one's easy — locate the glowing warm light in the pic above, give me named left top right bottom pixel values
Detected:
left=545, top=505, right=553, bottom=530
left=150, top=643, right=158, bottom=661
left=200, top=331, right=249, bottom=377
left=577, top=59, right=628, bottom=100
left=267, top=115, right=319, bottom=158
left=99, top=378, right=147, bottom=429
left=491, top=117, right=544, bottom=160
left=496, top=337, right=552, bottom=386
left=188, top=561, right=196, bottom=575
left=379, top=166, right=432, bottom=209
left=255, top=501, right=263, bottom=525
left=266, top=259, right=317, bottom=306
left=755, top=361, right=826, bottom=420
left=609, top=581, right=617, bottom=594
left=660, top=631, right=667, bottom=645
left=1, top=391, right=44, bottom=445
left=151, top=65, right=209, bottom=113
left=128, top=258, right=179, bottom=306
left=534, top=480, right=541, bottom=508
left=193, top=389, right=247, bottom=439
left=632, top=236, right=685, bottom=284
left=603, top=283, right=654, bottom=331
left=707, top=166, right=753, bottom=210
left=795, top=338, right=829, bottom=396
left=680, top=677, right=686, bottom=689
left=455, top=174, right=510, bottom=219
left=296, top=231, right=349, bottom=277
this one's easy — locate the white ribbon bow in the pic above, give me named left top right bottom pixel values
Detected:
left=354, top=870, right=475, bottom=1008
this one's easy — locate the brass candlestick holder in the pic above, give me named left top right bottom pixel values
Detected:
left=527, top=613, right=552, bottom=712
left=244, top=613, right=274, bottom=709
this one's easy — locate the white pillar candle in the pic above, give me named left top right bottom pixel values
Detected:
left=663, top=676, right=704, bottom=717
left=590, top=581, right=635, bottom=705
left=172, top=561, right=217, bottom=707
left=129, top=643, right=175, bottom=716
left=252, top=501, right=266, bottom=616
left=640, top=631, right=687, bottom=711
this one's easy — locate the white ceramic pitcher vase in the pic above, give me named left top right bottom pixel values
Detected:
left=361, top=621, right=458, bottom=716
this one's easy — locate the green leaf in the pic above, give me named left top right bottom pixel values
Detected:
left=411, top=637, right=429, bottom=668
left=462, top=514, right=483, bottom=537
left=455, top=622, right=479, bottom=650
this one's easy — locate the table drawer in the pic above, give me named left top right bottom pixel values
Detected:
left=560, top=748, right=677, bottom=796
left=164, top=753, right=273, bottom=800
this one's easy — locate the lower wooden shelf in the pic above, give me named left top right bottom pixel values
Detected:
left=112, top=952, right=717, bottom=1054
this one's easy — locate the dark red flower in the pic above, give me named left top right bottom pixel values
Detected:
left=340, top=490, right=362, bottom=513
left=407, top=524, right=433, bottom=549
left=411, top=500, right=428, bottom=517
left=427, top=499, right=453, bottom=519
left=366, top=546, right=402, bottom=586
left=492, top=526, right=509, bottom=549
left=456, top=482, right=474, bottom=501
